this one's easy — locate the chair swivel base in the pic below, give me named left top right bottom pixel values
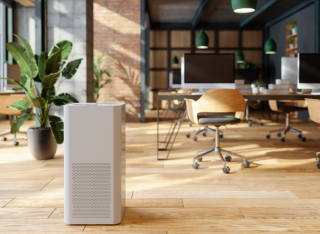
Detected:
left=1, top=131, right=28, bottom=146
left=266, top=126, right=306, bottom=142
left=191, top=147, right=250, bottom=174
left=316, top=152, right=320, bottom=169
left=247, top=117, right=264, bottom=127
left=186, top=125, right=223, bottom=142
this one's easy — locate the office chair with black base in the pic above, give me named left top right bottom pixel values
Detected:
left=185, top=89, right=250, bottom=174
left=266, top=100, right=307, bottom=142
left=306, top=98, right=320, bottom=169
left=0, top=96, right=29, bottom=146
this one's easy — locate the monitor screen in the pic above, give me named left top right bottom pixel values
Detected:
left=184, top=54, right=234, bottom=83
left=172, top=69, right=181, bottom=84
left=299, top=54, right=320, bottom=84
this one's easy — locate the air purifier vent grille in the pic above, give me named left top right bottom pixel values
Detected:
left=71, top=163, right=112, bottom=219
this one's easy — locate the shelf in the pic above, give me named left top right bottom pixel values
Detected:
left=286, top=34, right=298, bottom=39
left=286, top=47, right=298, bottom=52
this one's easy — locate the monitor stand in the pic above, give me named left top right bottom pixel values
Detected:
left=311, top=89, right=320, bottom=95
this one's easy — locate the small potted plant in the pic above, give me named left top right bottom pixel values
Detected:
left=290, top=24, right=297, bottom=35
left=259, top=81, right=266, bottom=93
left=288, top=38, right=295, bottom=49
left=252, top=80, right=260, bottom=94
left=1, top=35, right=81, bottom=160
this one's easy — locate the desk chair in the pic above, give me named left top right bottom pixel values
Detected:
left=306, top=98, right=320, bottom=169
left=0, top=96, right=29, bottom=146
left=266, top=100, right=307, bottom=142
left=185, top=89, right=250, bottom=174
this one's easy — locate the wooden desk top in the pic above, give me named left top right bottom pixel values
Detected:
left=158, top=92, right=320, bottom=101
left=0, top=91, right=25, bottom=96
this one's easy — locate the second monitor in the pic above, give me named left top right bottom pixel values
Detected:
left=181, top=53, right=235, bottom=91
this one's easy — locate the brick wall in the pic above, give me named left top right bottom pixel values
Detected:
left=93, top=0, right=141, bottom=122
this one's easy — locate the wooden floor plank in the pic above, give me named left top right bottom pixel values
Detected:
left=84, top=219, right=302, bottom=232
left=126, top=199, right=183, bottom=208
left=133, top=191, right=298, bottom=199
left=294, top=218, right=320, bottom=231
left=183, top=199, right=320, bottom=208
left=0, top=208, right=55, bottom=219
left=5, top=199, right=64, bottom=208
left=124, top=208, right=244, bottom=219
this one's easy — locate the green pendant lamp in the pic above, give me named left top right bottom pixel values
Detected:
left=231, top=0, right=258, bottom=13
left=264, top=37, right=277, bottom=54
left=196, top=30, right=209, bottom=49
left=172, top=56, right=179, bottom=66
left=236, top=51, right=245, bottom=63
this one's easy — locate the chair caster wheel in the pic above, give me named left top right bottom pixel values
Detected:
left=298, top=134, right=302, bottom=139
left=266, top=134, right=270, bottom=139
left=280, top=137, right=285, bottom=142
left=316, top=156, right=319, bottom=162
left=13, top=141, right=19, bottom=146
left=243, top=161, right=250, bottom=168
left=222, top=166, right=230, bottom=174
left=260, top=122, right=264, bottom=126
left=225, top=155, right=232, bottom=162
left=192, top=162, right=199, bottom=169
left=249, top=123, right=252, bottom=127
left=317, top=162, right=320, bottom=169
left=186, top=134, right=190, bottom=138
left=302, top=137, right=306, bottom=142
left=189, top=123, right=192, bottom=127
left=197, top=158, right=202, bottom=162
left=193, top=137, right=197, bottom=141
left=2, top=137, right=7, bottom=141
left=202, top=132, right=206, bottom=137
left=220, top=134, right=223, bottom=139
left=277, top=132, right=281, bottom=137
left=252, top=121, right=256, bottom=124
left=25, top=136, right=28, bottom=140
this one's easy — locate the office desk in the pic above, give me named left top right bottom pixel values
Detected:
left=157, top=93, right=320, bottom=160
left=0, top=91, right=25, bottom=96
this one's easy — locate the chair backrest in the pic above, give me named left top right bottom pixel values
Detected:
left=0, top=95, right=27, bottom=115
left=306, top=98, right=320, bottom=124
left=185, top=89, right=246, bottom=124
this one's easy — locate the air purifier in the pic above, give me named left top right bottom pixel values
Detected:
left=64, top=103, right=126, bottom=225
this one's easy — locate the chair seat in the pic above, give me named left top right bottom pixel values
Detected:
left=198, top=115, right=241, bottom=125
left=278, top=106, right=308, bottom=112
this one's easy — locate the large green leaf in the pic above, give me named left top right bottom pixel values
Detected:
left=46, top=49, right=62, bottom=75
left=11, top=113, right=32, bottom=133
left=8, top=99, right=30, bottom=111
left=38, top=52, right=48, bottom=80
left=48, top=115, right=64, bottom=144
left=6, top=42, right=38, bottom=79
left=31, top=97, right=46, bottom=109
left=33, top=54, right=41, bottom=82
left=62, top=59, right=82, bottom=79
left=41, top=87, right=56, bottom=103
left=14, top=34, right=35, bottom=61
left=42, top=72, right=60, bottom=89
left=48, top=41, right=72, bottom=66
left=51, top=93, right=78, bottom=106
left=0, top=77, right=27, bottom=92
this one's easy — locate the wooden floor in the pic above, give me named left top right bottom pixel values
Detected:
left=0, top=113, right=320, bottom=233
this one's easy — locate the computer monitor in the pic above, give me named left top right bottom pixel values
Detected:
left=169, top=69, right=181, bottom=89
left=298, top=53, right=320, bottom=92
left=181, top=53, right=235, bottom=91
left=281, top=57, right=297, bottom=89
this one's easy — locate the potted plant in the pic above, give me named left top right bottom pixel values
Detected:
left=290, top=24, right=297, bottom=35
left=93, top=54, right=111, bottom=102
left=1, top=34, right=81, bottom=160
left=259, top=81, right=266, bottom=93
left=236, top=61, right=260, bottom=85
left=288, top=38, right=295, bottom=49
left=252, top=80, right=260, bottom=94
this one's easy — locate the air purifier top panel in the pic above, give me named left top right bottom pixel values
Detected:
left=67, top=103, right=125, bottom=106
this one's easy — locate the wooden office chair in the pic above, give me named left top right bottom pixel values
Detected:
left=0, top=95, right=30, bottom=146
left=306, top=98, right=320, bottom=169
left=266, top=100, right=307, bottom=142
left=185, top=89, right=250, bottom=174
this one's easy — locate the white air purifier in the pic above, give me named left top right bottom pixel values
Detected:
left=64, top=103, right=126, bottom=225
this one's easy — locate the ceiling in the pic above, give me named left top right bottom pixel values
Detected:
left=147, top=0, right=312, bottom=26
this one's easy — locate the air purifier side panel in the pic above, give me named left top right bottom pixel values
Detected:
left=121, top=104, right=126, bottom=219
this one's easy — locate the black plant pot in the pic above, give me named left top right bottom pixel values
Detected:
left=27, top=127, right=57, bottom=160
